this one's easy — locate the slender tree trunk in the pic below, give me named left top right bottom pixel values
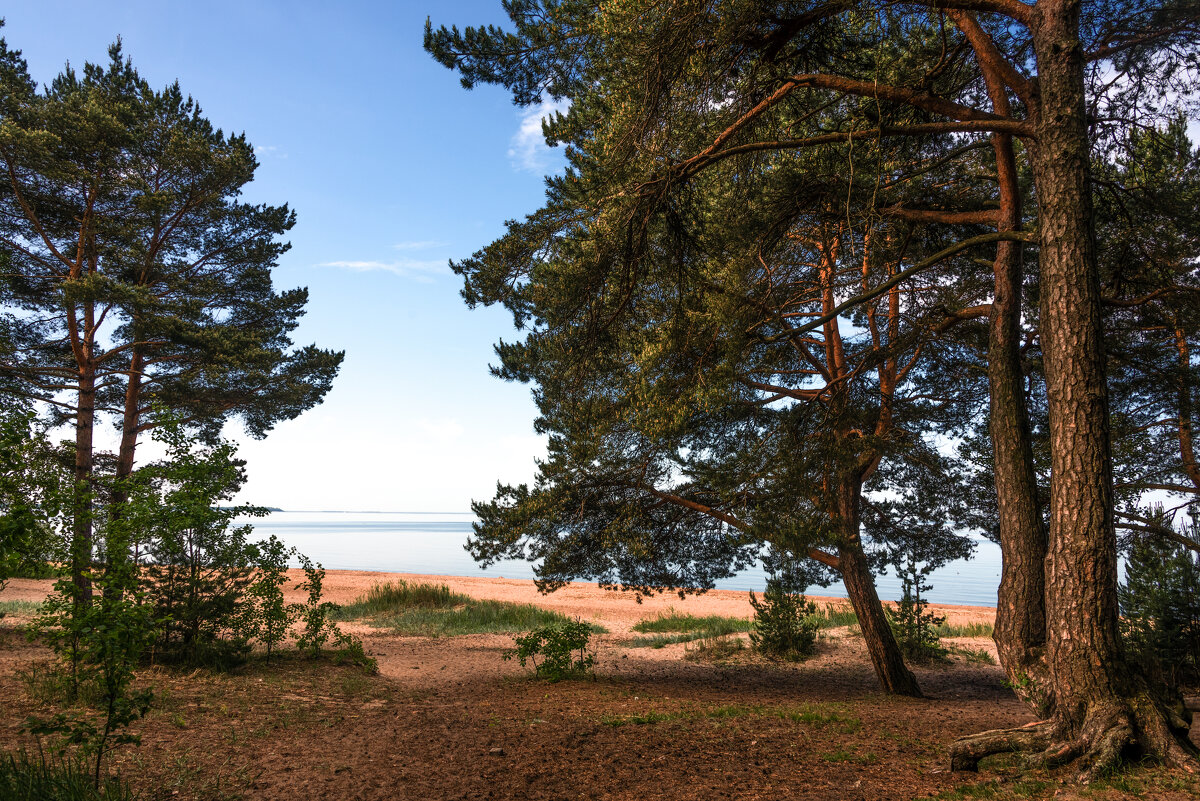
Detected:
left=103, top=347, right=144, bottom=595
left=72, top=363, right=96, bottom=604
left=835, top=480, right=922, bottom=697
left=987, top=127, right=1052, bottom=714
left=114, top=348, right=144, bottom=486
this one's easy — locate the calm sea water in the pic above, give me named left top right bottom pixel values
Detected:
left=238, top=511, right=1003, bottom=607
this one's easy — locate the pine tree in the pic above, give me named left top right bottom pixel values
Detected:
left=428, top=0, right=1200, bottom=773
left=0, top=35, right=343, bottom=592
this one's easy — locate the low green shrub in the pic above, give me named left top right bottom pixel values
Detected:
left=749, top=580, right=819, bottom=661
left=1119, top=529, right=1200, bottom=693
left=504, top=619, right=595, bottom=681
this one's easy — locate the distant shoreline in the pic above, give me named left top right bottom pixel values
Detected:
left=0, top=568, right=1001, bottom=627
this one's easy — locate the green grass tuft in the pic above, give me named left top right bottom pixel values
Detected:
left=629, top=611, right=752, bottom=648
left=599, top=701, right=860, bottom=730
left=631, top=610, right=753, bottom=634
left=0, top=750, right=135, bottom=800
left=0, top=600, right=42, bottom=618
left=935, top=620, right=995, bottom=638
left=949, top=645, right=997, bottom=665
left=332, top=580, right=605, bottom=637
left=811, top=604, right=859, bottom=629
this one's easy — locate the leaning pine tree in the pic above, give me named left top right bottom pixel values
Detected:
left=430, top=33, right=986, bottom=695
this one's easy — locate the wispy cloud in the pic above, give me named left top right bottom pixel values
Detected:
left=319, top=258, right=449, bottom=282
left=393, top=240, right=448, bottom=251
left=508, top=97, right=570, bottom=173
left=254, top=144, right=286, bottom=159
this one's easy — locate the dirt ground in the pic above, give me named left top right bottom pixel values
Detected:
left=1, top=571, right=1197, bottom=801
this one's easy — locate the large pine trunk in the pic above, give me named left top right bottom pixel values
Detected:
left=1030, top=0, right=1131, bottom=736
left=954, top=0, right=1197, bottom=776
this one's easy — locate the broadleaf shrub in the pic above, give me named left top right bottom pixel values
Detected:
left=504, top=619, right=595, bottom=681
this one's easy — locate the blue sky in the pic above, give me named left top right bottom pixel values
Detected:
left=5, top=1, right=562, bottom=511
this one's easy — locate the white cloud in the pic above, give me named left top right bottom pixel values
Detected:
left=508, top=97, right=570, bottom=173
left=319, top=258, right=449, bottom=282
left=254, top=144, right=286, bottom=159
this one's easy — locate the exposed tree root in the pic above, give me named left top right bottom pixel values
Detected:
left=949, top=720, right=1054, bottom=772
left=950, top=696, right=1199, bottom=783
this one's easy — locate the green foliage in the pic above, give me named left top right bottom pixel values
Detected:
left=631, top=610, right=752, bottom=634
left=887, top=555, right=948, bottom=665
left=0, top=37, right=342, bottom=444
left=240, top=535, right=295, bottom=661
left=0, top=749, right=135, bottom=800
left=334, top=580, right=600, bottom=637
left=1119, top=528, right=1200, bottom=692
left=935, top=620, right=994, bottom=639
left=684, top=633, right=746, bottom=663
left=28, top=560, right=155, bottom=787
left=0, top=408, right=69, bottom=591
left=629, top=609, right=751, bottom=648
left=289, top=553, right=367, bottom=664
left=332, top=579, right=463, bottom=617
left=127, top=418, right=266, bottom=667
left=504, top=619, right=595, bottom=681
left=811, top=605, right=860, bottom=629
left=749, top=579, right=819, bottom=661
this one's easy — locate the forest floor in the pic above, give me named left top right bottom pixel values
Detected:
left=1, top=570, right=1198, bottom=801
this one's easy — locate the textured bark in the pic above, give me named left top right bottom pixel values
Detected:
left=114, top=347, right=144, bottom=485
left=1030, top=0, right=1125, bottom=735
left=72, top=362, right=95, bottom=604
left=951, top=0, right=1199, bottom=778
left=972, top=24, right=1052, bottom=713
left=835, top=482, right=923, bottom=698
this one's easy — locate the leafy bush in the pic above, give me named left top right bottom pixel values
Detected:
left=1119, top=531, right=1200, bottom=692
left=129, top=422, right=266, bottom=667
left=28, top=560, right=155, bottom=786
left=504, top=619, right=595, bottom=680
left=749, top=579, right=819, bottom=661
left=239, top=535, right=295, bottom=661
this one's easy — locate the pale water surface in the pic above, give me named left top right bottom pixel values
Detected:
left=238, top=511, right=1003, bottom=607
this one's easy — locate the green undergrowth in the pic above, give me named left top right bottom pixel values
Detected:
left=0, top=599, right=43, bottom=618
left=935, top=620, right=995, bottom=638
left=629, top=610, right=752, bottom=647
left=0, top=750, right=135, bottom=800
left=811, top=604, right=860, bottom=629
left=924, top=756, right=1200, bottom=800
left=948, top=644, right=997, bottom=665
left=600, top=701, right=861, bottom=732
left=332, top=580, right=606, bottom=637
